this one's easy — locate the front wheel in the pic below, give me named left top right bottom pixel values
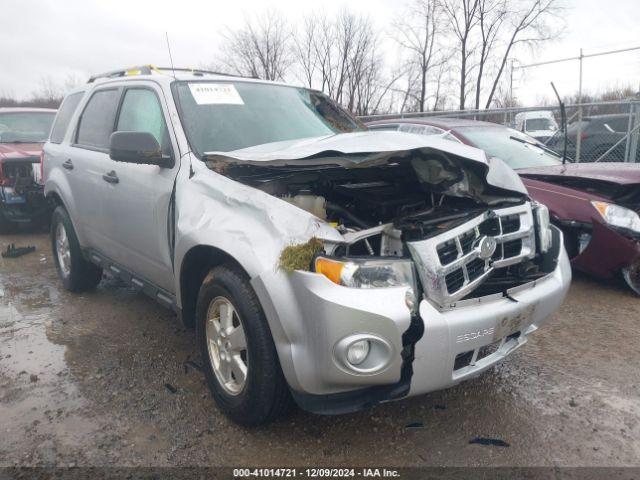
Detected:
left=196, top=266, right=292, bottom=426
left=51, top=206, right=103, bottom=292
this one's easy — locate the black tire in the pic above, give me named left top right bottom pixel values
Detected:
left=50, top=206, right=103, bottom=292
left=196, top=265, right=292, bottom=426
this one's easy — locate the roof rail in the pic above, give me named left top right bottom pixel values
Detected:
left=87, top=65, right=259, bottom=83
left=87, top=65, right=159, bottom=83
left=154, top=66, right=249, bottom=78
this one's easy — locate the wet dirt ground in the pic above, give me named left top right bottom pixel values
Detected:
left=1, top=230, right=639, bottom=468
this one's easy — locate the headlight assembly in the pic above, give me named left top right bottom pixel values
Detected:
left=533, top=203, right=552, bottom=253
left=314, top=256, right=417, bottom=290
left=591, top=201, right=640, bottom=233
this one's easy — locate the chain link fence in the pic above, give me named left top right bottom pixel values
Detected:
left=361, top=99, right=640, bottom=163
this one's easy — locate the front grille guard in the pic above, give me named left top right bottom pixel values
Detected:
left=407, top=203, right=536, bottom=309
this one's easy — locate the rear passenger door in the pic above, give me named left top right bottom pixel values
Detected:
left=69, top=87, right=122, bottom=248
left=97, top=83, right=178, bottom=292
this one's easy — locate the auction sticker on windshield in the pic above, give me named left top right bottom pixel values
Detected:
left=189, top=83, right=244, bottom=105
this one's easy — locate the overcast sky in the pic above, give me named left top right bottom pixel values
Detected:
left=1, top=0, right=639, bottom=107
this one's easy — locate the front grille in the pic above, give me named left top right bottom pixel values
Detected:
left=445, top=269, right=465, bottom=293
left=503, top=239, right=523, bottom=258
left=407, top=204, right=536, bottom=308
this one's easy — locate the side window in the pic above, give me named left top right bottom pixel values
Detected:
left=116, top=88, right=170, bottom=154
left=50, top=92, right=84, bottom=144
left=76, top=89, right=120, bottom=150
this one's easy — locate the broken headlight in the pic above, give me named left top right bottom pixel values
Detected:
left=592, top=201, right=640, bottom=233
left=314, top=257, right=416, bottom=290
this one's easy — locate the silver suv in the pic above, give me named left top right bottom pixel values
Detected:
left=44, top=66, right=571, bottom=425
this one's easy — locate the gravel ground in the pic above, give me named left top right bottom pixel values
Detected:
left=1, top=230, right=639, bottom=468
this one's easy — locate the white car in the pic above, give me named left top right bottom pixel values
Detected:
left=43, top=66, right=571, bottom=425
left=515, top=111, right=559, bottom=143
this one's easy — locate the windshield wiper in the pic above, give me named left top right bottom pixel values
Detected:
left=509, top=135, right=562, bottom=158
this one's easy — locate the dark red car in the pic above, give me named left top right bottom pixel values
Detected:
left=0, top=107, right=56, bottom=231
left=367, top=117, right=640, bottom=295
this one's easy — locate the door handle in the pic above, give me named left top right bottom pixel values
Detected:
left=62, top=159, right=74, bottom=170
left=102, top=170, right=119, bottom=184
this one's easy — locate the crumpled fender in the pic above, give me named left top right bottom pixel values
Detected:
left=173, top=160, right=346, bottom=391
left=173, top=159, right=343, bottom=302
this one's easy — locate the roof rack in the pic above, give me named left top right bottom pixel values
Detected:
left=87, top=65, right=257, bottom=83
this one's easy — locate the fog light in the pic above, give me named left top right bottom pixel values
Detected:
left=347, top=340, right=370, bottom=365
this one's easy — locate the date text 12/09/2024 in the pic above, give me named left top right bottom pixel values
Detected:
left=233, top=468, right=401, bottom=478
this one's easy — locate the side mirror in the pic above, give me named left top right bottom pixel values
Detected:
left=109, top=131, right=173, bottom=168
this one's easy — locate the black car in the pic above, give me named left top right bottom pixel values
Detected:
left=549, top=114, right=637, bottom=163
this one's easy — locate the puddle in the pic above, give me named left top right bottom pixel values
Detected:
left=0, top=272, right=99, bottom=464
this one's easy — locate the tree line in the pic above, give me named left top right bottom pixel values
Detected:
left=214, top=0, right=565, bottom=115
left=4, top=1, right=635, bottom=116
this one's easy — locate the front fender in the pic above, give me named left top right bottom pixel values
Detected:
left=172, top=163, right=343, bottom=391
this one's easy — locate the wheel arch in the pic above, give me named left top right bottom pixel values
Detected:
left=178, top=244, right=252, bottom=328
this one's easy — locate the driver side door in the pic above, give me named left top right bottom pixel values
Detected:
left=98, top=83, right=179, bottom=293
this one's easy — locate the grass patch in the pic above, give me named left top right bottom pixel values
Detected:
left=278, top=237, right=324, bottom=273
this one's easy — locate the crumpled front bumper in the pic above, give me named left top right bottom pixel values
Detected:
left=253, top=227, right=571, bottom=413
left=0, top=184, right=51, bottom=223
left=409, top=241, right=571, bottom=396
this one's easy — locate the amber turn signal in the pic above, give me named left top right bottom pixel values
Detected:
left=314, top=257, right=345, bottom=284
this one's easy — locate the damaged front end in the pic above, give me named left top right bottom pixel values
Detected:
left=202, top=132, right=569, bottom=412
left=0, top=156, right=51, bottom=228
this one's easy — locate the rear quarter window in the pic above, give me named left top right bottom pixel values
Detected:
left=76, top=89, right=120, bottom=150
left=50, top=92, right=84, bottom=144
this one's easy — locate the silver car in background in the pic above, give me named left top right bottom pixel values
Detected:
left=43, top=66, right=571, bottom=425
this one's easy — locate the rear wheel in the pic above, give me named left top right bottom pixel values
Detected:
left=51, top=206, right=102, bottom=292
left=196, top=265, right=292, bottom=426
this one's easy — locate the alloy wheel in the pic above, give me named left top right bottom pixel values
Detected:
left=205, top=296, right=249, bottom=395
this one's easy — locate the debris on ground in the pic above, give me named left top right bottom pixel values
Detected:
left=469, top=437, right=510, bottom=447
left=2, top=244, right=36, bottom=258
left=405, top=421, right=425, bottom=429
left=278, top=237, right=323, bottom=272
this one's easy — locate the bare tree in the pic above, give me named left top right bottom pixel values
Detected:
left=392, top=0, right=447, bottom=112
left=293, top=16, right=319, bottom=88
left=294, top=10, right=399, bottom=115
left=220, top=10, right=293, bottom=80
left=483, top=0, right=563, bottom=108
left=443, top=0, right=480, bottom=110
left=474, top=0, right=506, bottom=109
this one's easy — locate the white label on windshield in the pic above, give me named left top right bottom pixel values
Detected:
left=189, top=83, right=244, bottom=105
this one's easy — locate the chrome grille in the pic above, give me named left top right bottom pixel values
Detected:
left=407, top=203, right=536, bottom=308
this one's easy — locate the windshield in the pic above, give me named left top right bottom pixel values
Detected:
left=525, top=118, right=555, bottom=131
left=174, top=81, right=363, bottom=155
left=458, top=126, right=562, bottom=169
left=0, top=112, right=56, bottom=143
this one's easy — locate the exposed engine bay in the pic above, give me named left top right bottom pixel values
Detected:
left=0, top=157, right=50, bottom=224
left=207, top=151, right=556, bottom=309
